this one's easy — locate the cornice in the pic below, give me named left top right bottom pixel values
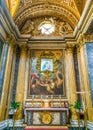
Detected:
left=74, top=0, right=93, bottom=39
left=84, top=34, right=93, bottom=42
left=75, top=34, right=86, bottom=50
left=0, top=0, right=92, bottom=50
left=76, top=34, right=93, bottom=49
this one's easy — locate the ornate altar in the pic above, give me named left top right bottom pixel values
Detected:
left=24, top=50, right=69, bottom=126
left=24, top=96, right=69, bottom=126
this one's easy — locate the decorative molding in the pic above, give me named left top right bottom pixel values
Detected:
left=20, top=18, right=73, bottom=37
left=76, top=34, right=93, bottom=50
left=84, top=34, right=93, bottom=42
left=8, top=119, right=23, bottom=127
left=66, top=43, right=75, bottom=48
left=14, top=3, right=79, bottom=29
left=70, top=120, right=84, bottom=127
left=6, top=34, right=16, bottom=45
left=70, top=120, right=93, bottom=129
left=88, top=121, right=93, bottom=130
left=0, top=119, right=24, bottom=129
left=0, top=120, right=8, bottom=130
left=75, top=34, right=91, bottom=49
left=0, top=119, right=93, bottom=129
left=17, top=0, right=80, bottom=13
left=74, top=1, right=93, bottom=44
left=19, top=44, right=29, bottom=52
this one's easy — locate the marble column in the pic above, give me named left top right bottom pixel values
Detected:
left=79, top=44, right=93, bottom=121
left=11, top=46, right=21, bottom=102
left=23, top=50, right=30, bottom=106
left=15, top=46, right=27, bottom=120
left=0, top=43, right=8, bottom=99
left=65, top=47, right=77, bottom=120
left=0, top=43, right=14, bottom=121
left=77, top=45, right=84, bottom=91
left=73, top=46, right=82, bottom=101
left=5, top=45, right=17, bottom=119
left=0, top=43, right=9, bottom=121
left=23, top=49, right=30, bottom=123
left=64, top=50, right=69, bottom=100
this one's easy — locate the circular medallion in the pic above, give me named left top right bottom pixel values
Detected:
left=40, top=112, right=53, bottom=125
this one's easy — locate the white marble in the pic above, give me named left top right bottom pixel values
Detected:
left=70, top=120, right=84, bottom=127
left=88, top=121, right=93, bottom=130
left=0, top=120, right=8, bottom=130
left=25, top=107, right=68, bottom=111
left=33, top=112, right=60, bottom=125
left=8, top=119, right=23, bottom=127
left=33, top=113, right=41, bottom=125
left=52, top=113, right=60, bottom=125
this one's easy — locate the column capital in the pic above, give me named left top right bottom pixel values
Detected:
left=75, top=44, right=81, bottom=53
left=20, top=45, right=29, bottom=53
left=66, top=46, right=74, bottom=53
left=66, top=43, right=75, bottom=53
left=6, top=34, right=16, bottom=45
left=76, top=34, right=93, bottom=47
left=84, top=34, right=93, bottom=42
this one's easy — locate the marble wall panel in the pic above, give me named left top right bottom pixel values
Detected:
left=85, top=42, right=93, bottom=106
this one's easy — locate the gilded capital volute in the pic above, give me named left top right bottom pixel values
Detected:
left=6, top=34, right=16, bottom=45
left=77, top=34, right=88, bottom=46
left=66, top=43, right=75, bottom=53
left=84, top=34, right=93, bottom=42
left=20, top=44, right=28, bottom=54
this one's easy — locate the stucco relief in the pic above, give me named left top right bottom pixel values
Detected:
left=20, top=17, right=73, bottom=36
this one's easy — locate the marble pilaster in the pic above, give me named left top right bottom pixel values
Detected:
left=0, top=43, right=8, bottom=98
left=23, top=50, right=30, bottom=106
left=79, top=44, right=93, bottom=121
left=0, top=44, right=14, bottom=121
left=0, top=43, right=8, bottom=121
left=5, top=45, right=17, bottom=119
left=15, top=46, right=27, bottom=120
left=65, top=47, right=77, bottom=120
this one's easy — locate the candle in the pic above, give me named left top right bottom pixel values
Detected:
left=32, top=95, right=34, bottom=99
left=41, top=95, right=42, bottom=99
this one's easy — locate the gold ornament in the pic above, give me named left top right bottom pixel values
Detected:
left=40, top=112, right=53, bottom=125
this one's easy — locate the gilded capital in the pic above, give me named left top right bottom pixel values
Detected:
left=75, top=44, right=81, bottom=53
left=20, top=45, right=28, bottom=53
left=66, top=44, right=74, bottom=53
left=6, top=34, right=16, bottom=45
left=84, top=34, right=93, bottom=42
left=77, top=34, right=87, bottom=46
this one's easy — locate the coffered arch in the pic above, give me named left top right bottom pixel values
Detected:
left=14, top=2, right=79, bottom=31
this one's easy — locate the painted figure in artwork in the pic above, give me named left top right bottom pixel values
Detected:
left=29, top=50, right=64, bottom=96
left=41, top=61, right=52, bottom=71
left=30, top=70, right=63, bottom=95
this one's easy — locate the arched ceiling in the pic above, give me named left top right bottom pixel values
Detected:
left=6, top=0, right=86, bottom=37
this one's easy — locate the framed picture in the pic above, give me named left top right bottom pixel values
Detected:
left=41, top=59, right=53, bottom=72
left=29, top=50, right=65, bottom=97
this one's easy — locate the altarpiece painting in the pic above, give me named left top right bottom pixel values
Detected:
left=28, top=50, right=65, bottom=97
